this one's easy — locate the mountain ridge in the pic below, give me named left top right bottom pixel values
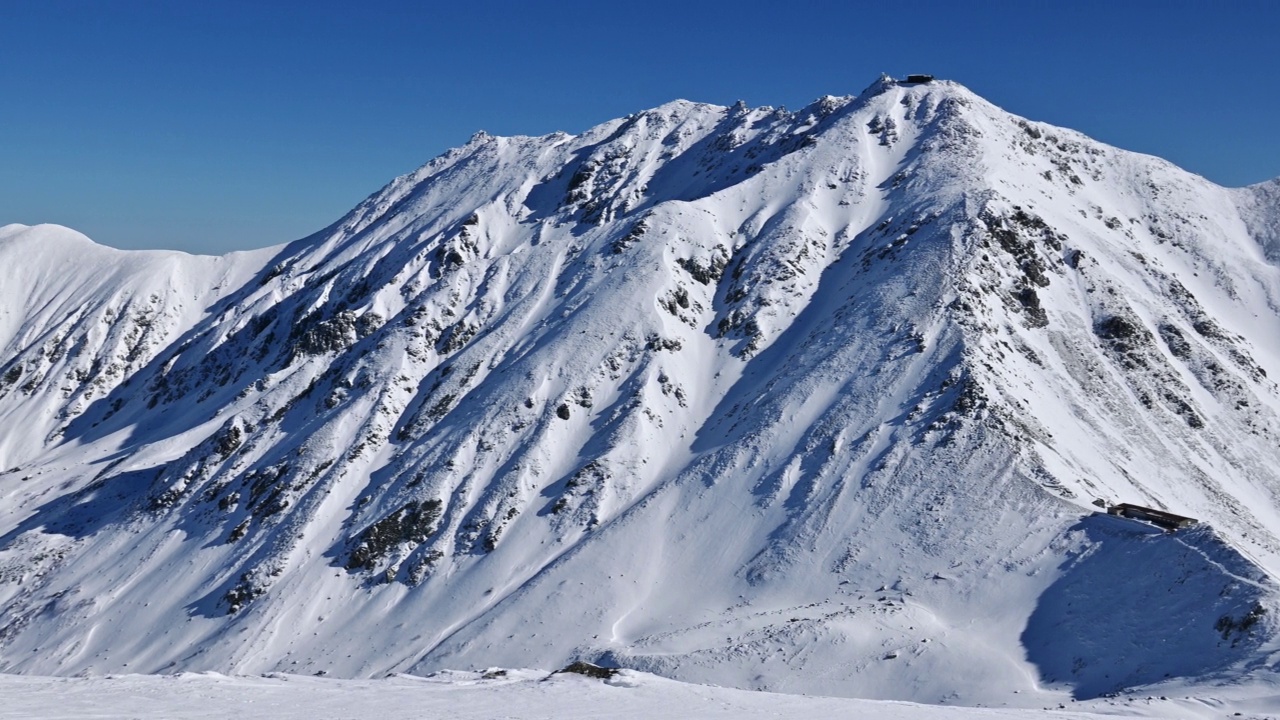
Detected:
left=2, top=77, right=1280, bottom=705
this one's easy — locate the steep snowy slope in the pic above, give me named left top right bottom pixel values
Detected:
left=0, top=224, right=276, bottom=470
left=2, top=77, right=1280, bottom=705
left=1236, top=177, right=1280, bottom=261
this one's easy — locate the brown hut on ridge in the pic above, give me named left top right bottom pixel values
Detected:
left=1107, top=503, right=1198, bottom=532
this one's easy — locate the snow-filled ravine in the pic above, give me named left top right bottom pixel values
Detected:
left=2, top=76, right=1280, bottom=709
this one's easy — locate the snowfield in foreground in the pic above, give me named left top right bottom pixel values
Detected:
left=0, top=669, right=1272, bottom=720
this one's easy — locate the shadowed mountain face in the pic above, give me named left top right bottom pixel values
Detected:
left=2, top=77, right=1280, bottom=702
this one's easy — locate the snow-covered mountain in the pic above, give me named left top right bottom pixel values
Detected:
left=3, top=76, right=1280, bottom=704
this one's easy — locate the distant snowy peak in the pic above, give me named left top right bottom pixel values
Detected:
left=1, top=77, right=1280, bottom=705
left=1235, top=177, right=1280, bottom=260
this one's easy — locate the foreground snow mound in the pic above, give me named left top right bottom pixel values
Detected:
left=0, top=669, right=1190, bottom=720
left=1023, top=518, right=1275, bottom=698
left=2, top=78, right=1280, bottom=704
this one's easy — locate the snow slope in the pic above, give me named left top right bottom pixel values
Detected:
left=2, top=77, right=1280, bottom=706
left=0, top=669, right=1217, bottom=720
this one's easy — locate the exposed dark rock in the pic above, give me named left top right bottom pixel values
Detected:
left=1096, top=315, right=1141, bottom=341
left=1096, top=315, right=1154, bottom=370
left=1159, top=324, right=1193, bottom=359
left=226, top=519, right=249, bottom=544
left=293, top=310, right=360, bottom=358
left=1014, top=287, right=1048, bottom=328
left=1216, top=603, right=1266, bottom=641
left=224, top=574, right=267, bottom=614
left=1192, top=319, right=1228, bottom=342
left=346, top=499, right=443, bottom=571
left=556, top=661, right=619, bottom=679
left=676, top=249, right=728, bottom=285
left=612, top=217, right=649, bottom=254
left=644, top=334, right=683, bottom=352
left=438, top=322, right=479, bottom=354
left=210, top=422, right=243, bottom=460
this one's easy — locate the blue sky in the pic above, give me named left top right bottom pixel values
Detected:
left=3, top=0, right=1278, bottom=254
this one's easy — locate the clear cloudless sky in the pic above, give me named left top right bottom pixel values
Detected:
left=2, top=0, right=1278, bottom=254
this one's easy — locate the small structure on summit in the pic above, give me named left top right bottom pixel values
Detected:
left=904, top=74, right=935, bottom=84
left=1107, top=503, right=1199, bottom=532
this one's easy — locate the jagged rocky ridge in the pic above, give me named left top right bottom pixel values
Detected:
left=2, top=77, right=1280, bottom=703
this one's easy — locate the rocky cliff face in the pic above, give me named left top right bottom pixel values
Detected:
left=2, top=77, right=1279, bottom=702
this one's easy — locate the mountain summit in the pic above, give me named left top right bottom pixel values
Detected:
left=3, top=77, right=1280, bottom=703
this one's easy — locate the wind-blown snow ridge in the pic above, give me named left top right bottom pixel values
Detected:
left=2, top=77, right=1280, bottom=706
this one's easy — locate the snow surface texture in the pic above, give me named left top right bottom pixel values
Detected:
left=2, top=77, right=1280, bottom=708
left=3, top=668, right=1270, bottom=720
left=0, top=669, right=1218, bottom=720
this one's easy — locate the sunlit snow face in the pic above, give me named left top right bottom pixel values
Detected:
left=1, top=80, right=1279, bottom=707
